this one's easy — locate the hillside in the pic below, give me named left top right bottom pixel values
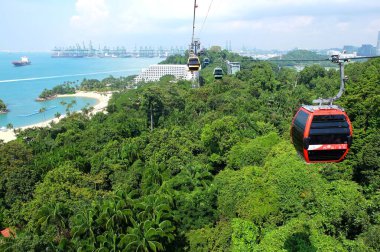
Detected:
left=0, top=51, right=379, bottom=251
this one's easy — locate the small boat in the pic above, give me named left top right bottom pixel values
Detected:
left=12, top=56, right=31, bottom=66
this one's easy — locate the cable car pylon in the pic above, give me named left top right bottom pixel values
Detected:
left=187, top=0, right=201, bottom=86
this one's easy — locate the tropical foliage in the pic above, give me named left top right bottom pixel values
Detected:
left=0, top=50, right=379, bottom=251
left=0, top=99, right=7, bottom=112
left=39, top=82, right=77, bottom=99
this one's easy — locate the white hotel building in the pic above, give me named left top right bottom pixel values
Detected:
left=134, top=64, right=194, bottom=83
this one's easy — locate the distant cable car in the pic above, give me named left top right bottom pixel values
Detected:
left=213, top=67, right=223, bottom=79
left=203, top=57, right=210, bottom=66
left=291, top=105, right=352, bottom=163
left=187, top=55, right=201, bottom=71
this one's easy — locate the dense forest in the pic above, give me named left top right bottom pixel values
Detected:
left=268, top=50, right=336, bottom=68
left=0, top=50, right=379, bottom=251
left=80, top=75, right=137, bottom=91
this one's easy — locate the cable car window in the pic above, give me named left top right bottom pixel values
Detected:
left=312, top=114, right=346, bottom=122
left=189, top=59, right=199, bottom=64
left=309, top=114, right=350, bottom=145
left=309, top=127, right=350, bottom=135
left=310, top=121, right=349, bottom=129
left=292, top=110, right=309, bottom=154
left=294, top=110, right=308, bottom=130
left=309, top=134, right=348, bottom=145
left=308, top=150, right=346, bottom=161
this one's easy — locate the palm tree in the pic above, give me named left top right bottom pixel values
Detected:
left=6, top=123, right=13, bottom=130
left=81, top=103, right=91, bottom=116
left=65, top=99, right=77, bottom=115
left=96, top=230, right=118, bottom=252
left=88, top=106, right=95, bottom=114
left=136, top=195, right=172, bottom=223
left=72, top=209, right=96, bottom=243
left=119, top=218, right=165, bottom=252
left=36, top=203, right=71, bottom=242
left=118, top=194, right=174, bottom=251
left=72, top=194, right=134, bottom=251
left=142, top=88, right=164, bottom=131
left=55, top=112, right=61, bottom=119
left=70, top=99, right=77, bottom=106
left=97, top=197, right=133, bottom=234
left=39, top=107, right=47, bottom=120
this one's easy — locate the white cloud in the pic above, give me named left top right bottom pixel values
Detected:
left=336, top=22, right=350, bottom=31
left=66, top=0, right=380, bottom=49
left=70, top=0, right=109, bottom=31
left=205, top=16, right=313, bottom=34
left=367, top=19, right=380, bottom=33
left=266, top=16, right=314, bottom=32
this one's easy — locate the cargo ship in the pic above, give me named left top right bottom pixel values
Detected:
left=12, top=56, right=31, bottom=66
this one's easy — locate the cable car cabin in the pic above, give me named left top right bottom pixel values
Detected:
left=291, top=105, right=352, bottom=163
left=187, top=56, right=201, bottom=71
left=203, top=58, right=210, bottom=66
left=213, top=67, right=223, bottom=79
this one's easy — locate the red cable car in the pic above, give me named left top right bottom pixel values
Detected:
left=291, top=105, right=353, bottom=163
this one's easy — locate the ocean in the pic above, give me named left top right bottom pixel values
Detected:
left=0, top=52, right=160, bottom=128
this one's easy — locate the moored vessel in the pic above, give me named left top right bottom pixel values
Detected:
left=12, top=56, right=31, bottom=66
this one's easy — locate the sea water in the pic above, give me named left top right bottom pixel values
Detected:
left=0, top=52, right=160, bottom=127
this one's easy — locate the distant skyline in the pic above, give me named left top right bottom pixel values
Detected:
left=1, top=0, right=380, bottom=52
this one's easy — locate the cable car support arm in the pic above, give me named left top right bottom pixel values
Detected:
left=313, top=55, right=348, bottom=106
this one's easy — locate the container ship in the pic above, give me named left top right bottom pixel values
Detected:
left=12, top=56, right=31, bottom=66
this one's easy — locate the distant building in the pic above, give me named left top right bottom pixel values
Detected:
left=357, top=44, right=376, bottom=56
left=342, top=45, right=358, bottom=54
left=377, top=31, right=380, bottom=56
left=134, top=64, right=193, bottom=83
left=226, top=61, right=241, bottom=75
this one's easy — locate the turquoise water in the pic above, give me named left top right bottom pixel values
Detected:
left=0, top=52, right=160, bottom=127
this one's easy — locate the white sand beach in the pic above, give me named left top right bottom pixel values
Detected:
left=0, top=91, right=112, bottom=143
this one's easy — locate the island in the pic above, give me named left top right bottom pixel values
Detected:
left=36, top=82, right=76, bottom=101
left=0, top=99, right=9, bottom=113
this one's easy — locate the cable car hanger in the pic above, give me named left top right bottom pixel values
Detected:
left=313, top=55, right=348, bottom=106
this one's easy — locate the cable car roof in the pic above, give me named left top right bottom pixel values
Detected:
left=301, top=105, right=345, bottom=113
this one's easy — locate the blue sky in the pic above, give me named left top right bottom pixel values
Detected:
left=1, top=0, right=380, bottom=51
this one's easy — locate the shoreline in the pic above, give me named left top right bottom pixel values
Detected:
left=0, top=91, right=112, bottom=143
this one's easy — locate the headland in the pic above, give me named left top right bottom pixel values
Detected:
left=0, top=91, right=112, bottom=143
